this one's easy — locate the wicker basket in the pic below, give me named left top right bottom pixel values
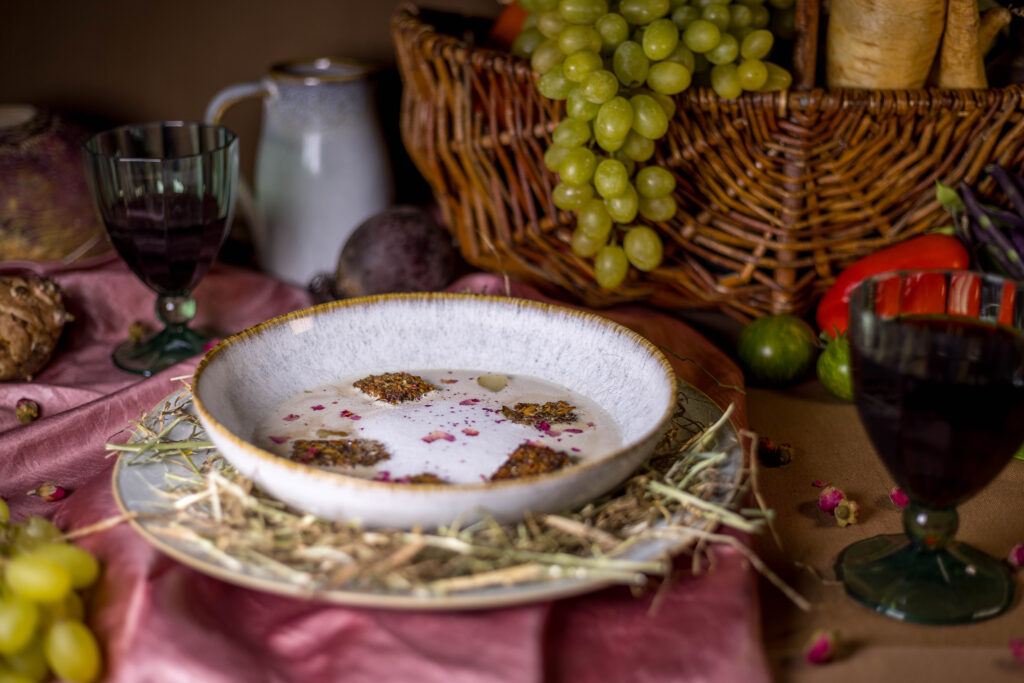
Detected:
left=392, top=2, right=1024, bottom=320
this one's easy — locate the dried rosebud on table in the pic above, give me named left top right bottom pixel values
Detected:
left=15, top=397, right=40, bottom=424
left=889, top=486, right=910, bottom=508
left=834, top=499, right=861, bottom=527
left=1010, top=639, right=1024, bottom=663
left=1007, top=543, right=1024, bottom=569
left=817, top=486, right=846, bottom=514
left=757, top=437, right=793, bottom=467
left=804, top=629, right=838, bottom=664
left=27, top=481, right=68, bottom=501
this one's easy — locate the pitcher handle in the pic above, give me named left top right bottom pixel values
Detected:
left=204, top=81, right=270, bottom=257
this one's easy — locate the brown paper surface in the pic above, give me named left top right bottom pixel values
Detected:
left=747, top=380, right=1024, bottom=682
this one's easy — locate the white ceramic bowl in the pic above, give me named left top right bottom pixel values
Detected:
left=191, top=293, right=676, bottom=529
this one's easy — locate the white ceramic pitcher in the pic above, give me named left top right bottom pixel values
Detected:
left=205, top=57, right=394, bottom=286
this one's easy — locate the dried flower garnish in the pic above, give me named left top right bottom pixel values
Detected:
left=407, top=473, right=447, bottom=484
left=315, top=428, right=349, bottom=438
left=268, top=435, right=289, bottom=444
left=421, top=430, right=455, bottom=443
left=289, top=439, right=391, bottom=468
left=1008, top=543, right=1024, bottom=569
left=834, top=499, right=861, bottom=527
left=1010, top=639, right=1024, bottom=663
left=353, top=372, right=436, bottom=404
left=757, top=437, right=792, bottom=467
left=339, top=409, right=362, bottom=420
left=491, top=442, right=575, bottom=480
left=283, top=414, right=301, bottom=422
left=311, top=405, right=325, bottom=411
left=27, top=481, right=67, bottom=501
left=811, top=480, right=829, bottom=488
left=462, top=428, right=479, bottom=436
left=889, top=486, right=909, bottom=508
left=817, top=486, right=846, bottom=514
left=501, top=401, right=578, bottom=427
left=15, top=397, right=40, bottom=424
left=805, top=629, right=838, bottom=664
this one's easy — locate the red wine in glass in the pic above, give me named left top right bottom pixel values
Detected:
left=837, top=269, right=1024, bottom=624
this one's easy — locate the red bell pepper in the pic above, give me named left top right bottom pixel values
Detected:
left=816, top=234, right=971, bottom=337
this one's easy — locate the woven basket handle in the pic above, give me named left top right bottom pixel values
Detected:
left=792, top=0, right=821, bottom=92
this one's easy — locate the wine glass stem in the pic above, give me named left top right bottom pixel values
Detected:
left=903, top=502, right=958, bottom=551
left=156, top=294, right=197, bottom=330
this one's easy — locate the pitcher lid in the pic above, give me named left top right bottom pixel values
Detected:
left=269, top=57, right=378, bottom=85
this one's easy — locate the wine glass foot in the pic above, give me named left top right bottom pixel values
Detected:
left=112, top=326, right=211, bottom=377
left=835, top=533, right=1014, bottom=624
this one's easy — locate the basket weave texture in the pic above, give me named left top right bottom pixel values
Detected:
left=392, top=3, right=1024, bottom=320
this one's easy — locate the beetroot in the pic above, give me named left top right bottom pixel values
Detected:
left=334, top=206, right=458, bottom=298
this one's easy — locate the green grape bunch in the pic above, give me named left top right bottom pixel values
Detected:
left=511, top=0, right=794, bottom=289
left=0, top=498, right=103, bottom=683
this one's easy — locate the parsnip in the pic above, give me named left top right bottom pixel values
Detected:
left=826, top=0, right=946, bottom=89
left=937, top=0, right=987, bottom=88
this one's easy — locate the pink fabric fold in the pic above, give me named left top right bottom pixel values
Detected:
left=0, top=262, right=768, bottom=683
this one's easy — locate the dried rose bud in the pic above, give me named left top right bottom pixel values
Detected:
left=835, top=499, right=861, bottom=527
left=1010, top=639, right=1024, bottom=663
left=1007, top=543, right=1024, bottom=569
left=889, top=486, right=909, bottom=508
left=817, top=486, right=846, bottom=514
left=805, top=629, right=838, bottom=664
left=27, top=481, right=68, bottom=501
left=758, top=437, right=793, bottom=467
left=15, top=398, right=40, bottom=424
left=811, top=480, right=829, bottom=488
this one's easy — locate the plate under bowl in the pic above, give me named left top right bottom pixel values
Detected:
left=191, top=293, right=676, bottom=529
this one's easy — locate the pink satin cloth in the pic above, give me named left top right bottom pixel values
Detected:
left=0, top=260, right=768, bottom=683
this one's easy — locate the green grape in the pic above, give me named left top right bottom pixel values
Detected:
left=0, top=667, right=36, bottom=683
left=740, top=28, right=773, bottom=59
left=671, top=4, right=700, bottom=29
left=618, top=0, right=671, bottom=25
left=0, top=597, right=39, bottom=655
left=705, top=33, right=739, bottom=65
left=642, top=19, right=679, bottom=61
left=605, top=184, right=639, bottom=223
left=594, top=158, right=631, bottom=197
left=594, top=97, right=634, bottom=144
left=682, top=19, right=721, bottom=53
left=44, top=620, right=101, bottom=683
left=610, top=150, right=637, bottom=177
left=580, top=69, right=619, bottom=103
left=577, top=198, right=614, bottom=241
left=531, top=39, right=565, bottom=74
left=621, top=130, right=655, bottom=162
left=612, top=41, right=649, bottom=89
left=638, top=194, right=678, bottom=221
left=553, top=182, right=594, bottom=210
left=700, top=3, right=731, bottom=30
left=693, top=0, right=724, bottom=7
left=559, top=146, right=597, bottom=185
left=710, top=63, right=743, bottom=98
left=543, top=144, right=571, bottom=172
left=28, top=544, right=100, bottom=591
left=562, top=50, right=603, bottom=82
left=594, top=245, right=630, bottom=289
left=668, top=0, right=689, bottom=6
left=647, top=61, right=691, bottom=94
left=4, top=638, right=48, bottom=682
left=650, top=91, right=676, bottom=117
left=635, top=165, right=676, bottom=198
left=558, top=0, right=609, bottom=25
left=595, top=13, right=629, bottom=52
left=512, top=27, right=545, bottom=58
left=538, top=64, right=575, bottom=99
left=629, top=94, right=669, bottom=140
left=663, top=42, right=696, bottom=72
left=749, top=4, right=770, bottom=27
left=732, top=25, right=756, bottom=43
left=566, top=87, right=601, bottom=120
left=0, top=498, right=8, bottom=524
left=594, top=128, right=625, bottom=152
left=728, top=4, right=754, bottom=29
left=736, top=58, right=768, bottom=90
left=758, top=62, right=792, bottom=91
left=538, top=9, right=570, bottom=38
left=521, top=0, right=560, bottom=11
left=623, top=225, right=665, bottom=270
left=11, top=518, right=61, bottom=554
left=558, top=25, right=602, bottom=54
left=552, top=118, right=592, bottom=148
left=4, top=555, right=72, bottom=604
left=571, top=227, right=606, bottom=257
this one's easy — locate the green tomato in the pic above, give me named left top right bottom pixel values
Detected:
left=737, top=314, right=817, bottom=387
left=817, top=334, right=853, bottom=401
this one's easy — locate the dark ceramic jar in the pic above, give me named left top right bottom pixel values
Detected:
left=0, top=104, right=112, bottom=264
